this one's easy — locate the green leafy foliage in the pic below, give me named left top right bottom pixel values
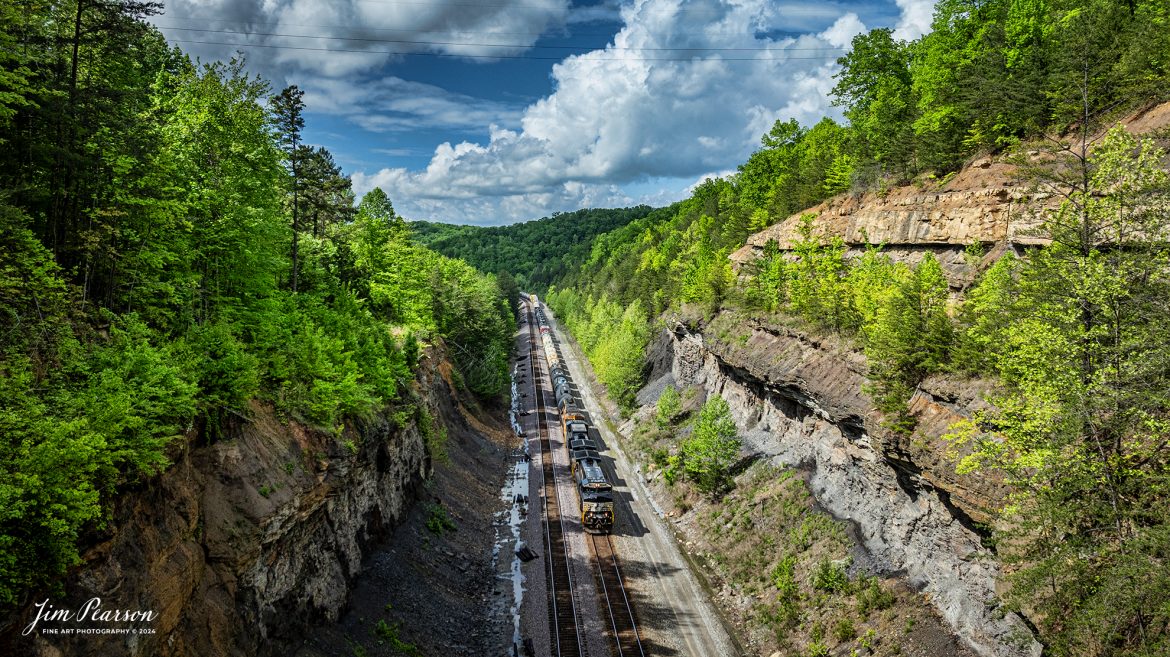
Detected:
left=862, top=253, right=953, bottom=434
left=811, top=558, right=851, bottom=594
left=951, top=252, right=1021, bottom=373
left=372, top=619, right=420, bottom=656
left=946, top=127, right=1170, bottom=657
left=679, top=396, right=741, bottom=496
left=656, top=385, right=682, bottom=429
left=856, top=577, right=895, bottom=616
left=0, top=6, right=514, bottom=610
left=789, top=214, right=856, bottom=331
left=0, top=316, right=196, bottom=605
left=545, top=290, right=650, bottom=413
left=832, top=28, right=917, bottom=180
left=832, top=0, right=1170, bottom=179
left=411, top=207, right=653, bottom=290
left=771, top=554, right=799, bottom=596
left=425, top=504, right=456, bottom=536
left=418, top=407, right=449, bottom=465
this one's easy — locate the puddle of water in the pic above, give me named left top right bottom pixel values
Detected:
left=491, top=363, right=530, bottom=653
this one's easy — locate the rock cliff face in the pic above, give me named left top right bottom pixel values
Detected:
left=730, top=101, right=1170, bottom=287
left=728, top=156, right=1045, bottom=288
left=656, top=312, right=1040, bottom=657
left=700, top=108, right=1170, bottom=654
left=0, top=353, right=458, bottom=657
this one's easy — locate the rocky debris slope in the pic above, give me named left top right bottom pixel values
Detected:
left=654, top=312, right=1041, bottom=657
left=1, top=348, right=492, bottom=657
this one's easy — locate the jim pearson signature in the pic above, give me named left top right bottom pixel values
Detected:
left=23, top=598, right=159, bottom=636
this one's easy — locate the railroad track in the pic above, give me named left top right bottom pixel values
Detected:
left=526, top=296, right=647, bottom=657
left=590, top=533, right=646, bottom=657
left=525, top=301, right=584, bottom=657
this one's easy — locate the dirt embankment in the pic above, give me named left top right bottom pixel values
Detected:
left=0, top=347, right=513, bottom=657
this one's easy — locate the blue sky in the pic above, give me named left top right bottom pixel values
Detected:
left=152, top=0, right=936, bottom=225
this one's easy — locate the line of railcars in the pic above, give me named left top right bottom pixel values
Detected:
left=531, top=297, right=615, bottom=533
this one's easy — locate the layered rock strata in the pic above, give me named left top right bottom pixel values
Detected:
left=730, top=100, right=1170, bottom=287
left=658, top=315, right=1041, bottom=657
left=0, top=355, right=458, bottom=657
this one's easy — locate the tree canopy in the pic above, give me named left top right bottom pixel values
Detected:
left=0, top=5, right=514, bottom=610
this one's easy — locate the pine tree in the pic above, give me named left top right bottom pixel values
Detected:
left=863, top=253, right=953, bottom=434
left=270, top=85, right=305, bottom=292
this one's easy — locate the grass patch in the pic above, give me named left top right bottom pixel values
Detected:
left=425, top=503, right=456, bottom=535
left=372, top=619, right=420, bottom=656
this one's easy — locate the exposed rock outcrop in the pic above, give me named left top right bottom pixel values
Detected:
left=0, top=352, right=465, bottom=657
left=657, top=313, right=1040, bottom=657
left=728, top=157, right=1046, bottom=288
left=730, top=100, right=1170, bottom=287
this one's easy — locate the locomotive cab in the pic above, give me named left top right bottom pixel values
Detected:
left=580, top=489, right=614, bottom=532
left=575, top=458, right=615, bottom=532
left=570, top=436, right=596, bottom=451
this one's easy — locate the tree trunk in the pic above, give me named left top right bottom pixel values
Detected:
left=291, top=139, right=299, bottom=293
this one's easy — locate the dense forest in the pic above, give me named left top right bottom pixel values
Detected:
left=541, top=1, right=1170, bottom=655
left=0, top=2, right=513, bottom=610
left=411, top=206, right=654, bottom=289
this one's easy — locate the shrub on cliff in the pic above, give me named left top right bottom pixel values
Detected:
left=679, top=396, right=741, bottom=496
left=656, top=385, right=682, bottom=428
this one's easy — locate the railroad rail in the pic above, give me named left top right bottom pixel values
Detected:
left=590, top=533, right=646, bottom=657
left=525, top=300, right=584, bottom=657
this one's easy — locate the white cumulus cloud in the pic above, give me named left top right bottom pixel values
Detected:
left=153, top=0, right=571, bottom=77
left=155, top=0, right=937, bottom=225
left=892, top=0, right=936, bottom=40
left=299, top=75, right=525, bottom=134
left=354, top=0, right=868, bottom=223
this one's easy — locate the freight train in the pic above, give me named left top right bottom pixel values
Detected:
left=532, top=299, right=615, bottom=533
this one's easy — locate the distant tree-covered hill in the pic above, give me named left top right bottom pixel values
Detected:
left=411, top=206, right=655, bottom=290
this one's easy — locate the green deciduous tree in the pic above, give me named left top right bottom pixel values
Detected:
left=952, top=251, right=1021, bottom=373
left=0, top=5, right=519, bottom=611
left=592, top=299, right=652, bottom=411
left=656, top=384, right=682, bottom=429
left=833, top=28, right=918, bottom=179
left=680, top=396, right=741, bottom=495
left=159, top=57, right=284, bottom=326
left=948, top=127, right=1170, bottom=656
